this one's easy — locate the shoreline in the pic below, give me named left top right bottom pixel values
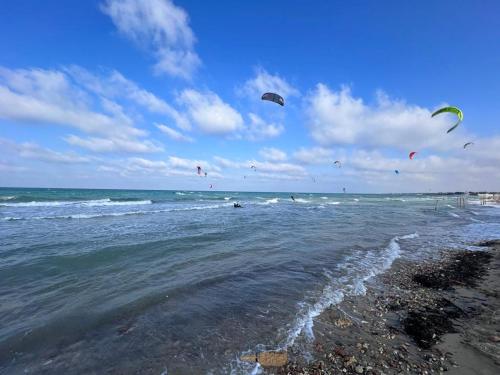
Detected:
left=254, top=240, right=500, bottom=374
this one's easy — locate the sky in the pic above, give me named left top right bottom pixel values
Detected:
left=1, top=0, right=499, bottom=193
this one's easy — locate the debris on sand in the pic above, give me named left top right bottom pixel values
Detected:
left=240, top=350, right=288, bottom=367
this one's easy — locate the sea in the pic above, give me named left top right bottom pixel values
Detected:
left=1, top=187, right=499, bottom=374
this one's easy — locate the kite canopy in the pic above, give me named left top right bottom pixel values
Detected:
left=463, top=142, right=474, bottom=149
left=261, top=92, right=285, bottom=106
left=409, top=151, right=417, bottom=160
left=431, top=106, right=463, bottom=133
left=250, top=165, right=256, bottom=171
left=196, top=166, right=202, bottom=175
left=394, top=170, right=400, bottom=175
left=334, top=160, right=342, bottom=168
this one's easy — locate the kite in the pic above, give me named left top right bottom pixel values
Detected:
left=431, top=106, right=463, bottom=133
left=463, top=142, right=474, bottom=149
left=251, top=165, right=257, bottom=171
left=409, top=151, right=417, bottom=160
left=209, top=184, right=213, bottom=189
left=334, top=160, right=342, bottom=168
left=342, top=187, right=346, bottom=193
left=394, top=170, right=400, bottom=175
left=261, top=92, right=285, bottom=106
left=196, top=166, right=202, bottom=175
left=204, top=172, right=208, bottom=177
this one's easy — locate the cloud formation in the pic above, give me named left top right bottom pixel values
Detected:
left=101, top=0, right=200, bottom=79
left=179, top=89, right=244, bottom=134
left=305, top=84, right=465, bottom=151
left=259, top=147, right=287, bottom=162
left=241, top=67, right=299, bottom=99
left=156, top=124, right=194, bottom=142
left=1, top=138, right=90, bottom=164
left=0, top=66, right=170, bottom=154
left=293, top=146, right=334, bottom=165
left=245, top=113, right=284, bottom=141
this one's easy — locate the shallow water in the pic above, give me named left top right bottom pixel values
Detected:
left=1, top=188, right=499, bottom=374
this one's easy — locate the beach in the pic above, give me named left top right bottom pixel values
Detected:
left=1, top=188, right=499, bottom=374
left=277, top=240, right=500, bottom=375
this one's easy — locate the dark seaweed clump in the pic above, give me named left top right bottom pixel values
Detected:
left=403, top=299, right=462, bottom=349
left=412, top=251, right=493, bottom=289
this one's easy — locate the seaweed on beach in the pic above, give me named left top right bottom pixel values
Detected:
left=403, top=298, right=462, bottom=349
left=412, top=251, right=493, bottom=289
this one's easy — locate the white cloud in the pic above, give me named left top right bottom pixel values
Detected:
left=156, top=124, right=194, bottom=142
left=126, top=157, right=168, bottom=172
left=241, top=67, right=299, bottom=99
left=0, top=66, right=171, bottom=154
left=168, top=155, right=221, bottom=173
left=245, top=113, right=284, bottom=141
left=179, top=89, right=244, bottom=134
left=213, top=156, right=240, bottom=169
left=0, top=138, right=90, bottom=164
left=0, top=67, right=144, bottom=138
left=293, top=146, right=334, bottom=164
left=213, top=155, right=306, bottom=178
left=330, top=146, right=500, bottom=192
left=65, top=135, right=163, bottom=153
left=305, top=84, right=466, bottom=151
left=249, top=160, right=306, bottom=176
left=259, top=147, right=287, bottom=162
left=101, top=0, right=200, bottom=79
left=67, top=66, right=191, bottom=130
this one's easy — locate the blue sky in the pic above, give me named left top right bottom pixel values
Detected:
left=1, top=0, right=499, bottom=192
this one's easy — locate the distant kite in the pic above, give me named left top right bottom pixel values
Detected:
left=196, top=166, right=202, bottom=175
left=409, top=151, right=417, bottom=160
left=251, top=165, right=257, bottom=171
left=334, top=160, right=342, bottom=168
left=463, top=142, right=474, bottom=149
left=261, top=92, right=285, bottom=106
left=394, top=170, right=400, bottom=175
left=342, top=187, right=346, bottom=193
left=209, top=184, right=213, bottom=189
left=204, top=172, right=208, bottom=177
left=431, top=106, right=463, bottom=133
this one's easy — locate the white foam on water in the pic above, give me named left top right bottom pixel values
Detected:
left=353, top=198, right=359, bottom=202
left=224, top=197, right=232, bottom=200
left=285, top=233, right=419, bottom=347
left=0, top=199, right=152, bottom=207
left=0, top=196, right=15, bottom=200
left=449, top=212, right=460, bottom=218
left=259, top=198, right=279, bottom=205
left=320, top=197, right=328, bottom=200
left=294, top=198, right=309, bottom=203
left=327, top=201, right=341, bottom=205
left=83, top=200, right=152, bottom=207
left=2, top=203, right=233, bottom=221
left=175, top=192, right=186, bottom=195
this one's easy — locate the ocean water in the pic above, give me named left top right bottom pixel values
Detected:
left=0, top=188, right=499, bottom=374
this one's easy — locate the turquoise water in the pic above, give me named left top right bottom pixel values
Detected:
left=1, top=188, right=499, bottom=374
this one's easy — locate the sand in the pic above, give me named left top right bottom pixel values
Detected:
left=271, top=240, right=500, bottom=374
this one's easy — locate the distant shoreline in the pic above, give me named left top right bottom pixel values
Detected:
left=1, top=186, right=499, bottom=196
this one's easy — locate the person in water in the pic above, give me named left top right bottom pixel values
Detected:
left=290, top=195, right=295, bottom=202
left=233, top=202, right=242, bottom=208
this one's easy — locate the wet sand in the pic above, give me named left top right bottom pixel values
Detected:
left=269, top=240, right=500, bottom=374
